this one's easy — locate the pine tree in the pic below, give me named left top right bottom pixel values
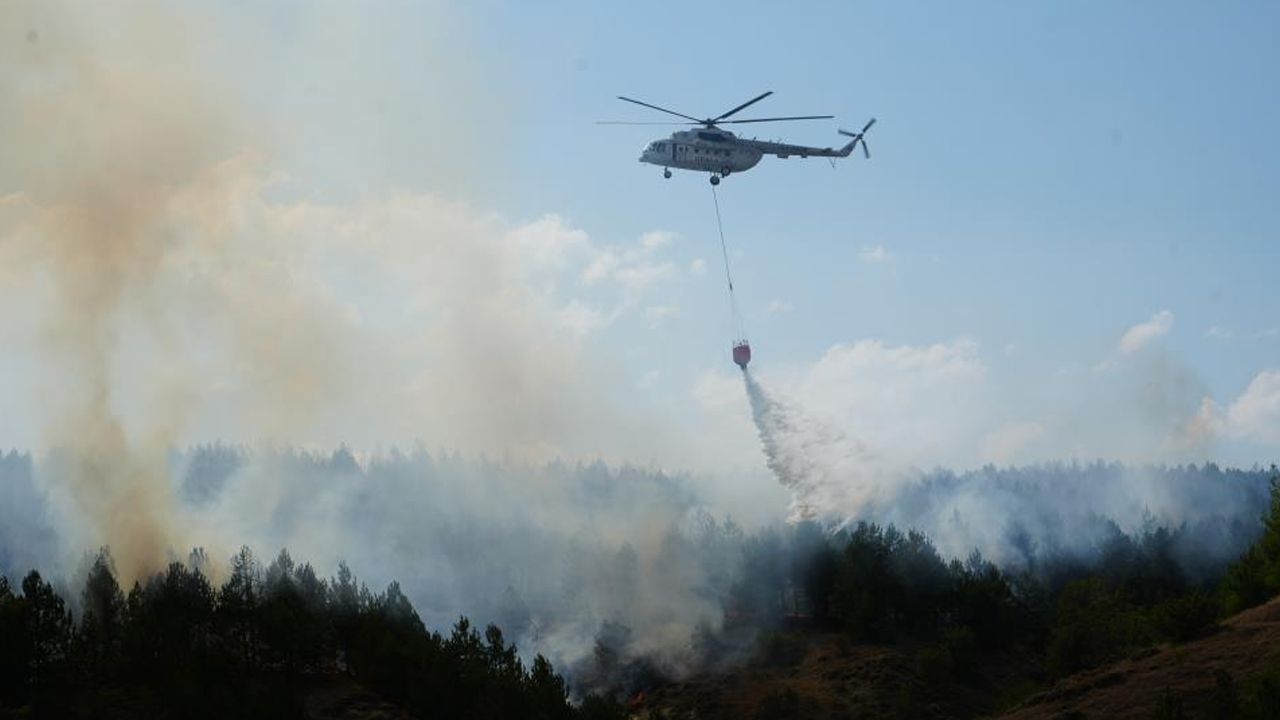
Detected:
left=1223, top=468, right=1280, bottom=613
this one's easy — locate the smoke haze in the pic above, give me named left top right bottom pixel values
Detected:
left=1, top=1, right=245, bottom=580
left=2, top=0, right=1278, bottom=696
left=0, top=1, right=672, bottom=582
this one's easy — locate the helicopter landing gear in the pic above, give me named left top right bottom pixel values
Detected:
left=709, top=174, right=721, bottom=186
left=720, top=167, right=731, bottom=178
left=663, top=168, right=672, bottom=179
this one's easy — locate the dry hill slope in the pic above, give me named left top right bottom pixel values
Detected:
left=1000, top=596, right=1280, bottom=720
left=631, top=631, right=1033, bottom=720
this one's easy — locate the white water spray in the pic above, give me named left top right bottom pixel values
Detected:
left=741, top=368, right=890, bottom=522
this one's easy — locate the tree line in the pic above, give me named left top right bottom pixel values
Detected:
left=686, top=468, right=1280, bottom=718
left=0, top=546, right=625, bottom=719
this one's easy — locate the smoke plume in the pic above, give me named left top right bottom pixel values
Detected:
left=1, top=1, right=246, bottom=580
left=0, top=2, right=686, bottom=585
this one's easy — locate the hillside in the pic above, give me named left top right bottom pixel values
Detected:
left=303, top=677, right=416, bottom=720
left=633, top=595, right=1280, bottom=720
left=631, top=630, right=1036, bottom=720
left=1000, top=595, right=1280, bottom=720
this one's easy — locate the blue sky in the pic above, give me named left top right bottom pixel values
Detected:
left=490, top=1, right=1279, bottom=366
left=1, top=1, right=1278, bottom=476
left=474, top=1, right=1280, bottom=465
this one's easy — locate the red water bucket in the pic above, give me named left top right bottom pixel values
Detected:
left=732, top=340, right=751, bottom=368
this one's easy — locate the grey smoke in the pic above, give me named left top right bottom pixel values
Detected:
left=0, top=446, right=744, bottom=687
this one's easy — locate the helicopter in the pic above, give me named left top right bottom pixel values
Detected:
left=599, top=91, right=874, bottom=184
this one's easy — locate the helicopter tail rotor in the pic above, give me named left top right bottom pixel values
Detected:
left=838, top=117, right=876, bottom=159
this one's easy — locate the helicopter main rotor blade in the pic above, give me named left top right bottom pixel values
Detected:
left=595, top=121, right=700, bottom=125
left=616, top=96, right=704, bottom=124
left=717, top=115, right=835, bottom=124
left=713, top=91, right=774, bottom=122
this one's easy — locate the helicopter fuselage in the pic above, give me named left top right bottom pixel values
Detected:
left=639, top=129, right=763, bottom=176
left=638, top=126, right=861, bottom=182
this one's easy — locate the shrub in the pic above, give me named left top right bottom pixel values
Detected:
left=1150, top=591, right=1220, bottom=643
left=1047, top=578, right=1146, bottom=677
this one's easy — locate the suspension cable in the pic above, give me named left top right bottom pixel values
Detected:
left=711, top=184, right=745, bottom=339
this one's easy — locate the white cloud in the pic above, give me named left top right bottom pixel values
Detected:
left=1119, top=310, right=1174, bottom=355
left=689, top=258, right=707, bottom=276
left=1182, top=370, right=1280, bottom=448
left=503, top=219, right=678, bottom=306
left=505, top=214, right=590, bottom=274
left=807, top=338, right=985, bottom=387
left=782, top=338, right=988, bottom=464
left=693, top=325, right=1280, bottom=483
left=640, top=230, right=675, bottom=250
left=616, top=262, right=677, bottom=294
left=858, top=244, right=892, bottom=264
left=1205, top=325, right=1234, bottom=340
left=1225, top=370, right=1280, bottom=444
left=579, top=230, right=678, bottom=297
left=557, top=300, right=615, bottom=337
left=581, top=251, right=620, bottom=285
